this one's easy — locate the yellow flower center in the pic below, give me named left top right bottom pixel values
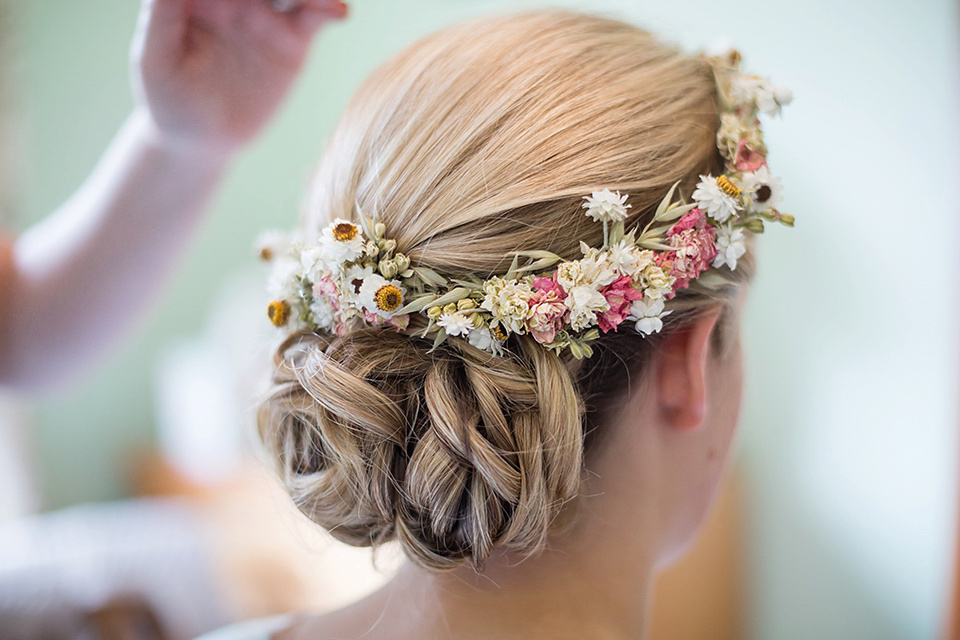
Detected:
left=374, top=284, right=403, bottom=312
left=491, top=325, right=509, bottom=341
left=332, top=222, right=359, bottom=242
left=267, top=300, right=291, bottom=327
left=716, top=175, right=741, bottom=198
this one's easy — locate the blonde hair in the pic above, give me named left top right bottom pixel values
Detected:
left=259, top=10, right=751, bottom=572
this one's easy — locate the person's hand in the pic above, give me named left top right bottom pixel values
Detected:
left=131, top=0, right=347, bottom=156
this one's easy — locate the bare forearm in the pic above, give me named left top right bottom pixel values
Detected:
left=0, top=109, right=231, bottom=390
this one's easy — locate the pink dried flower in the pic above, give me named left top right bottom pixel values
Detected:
left=312, top=274, right=340, bottom=310
left=657, top=212, right=718, bottom=292
left=669, top=208, right=706, bottom=234
left=527, top=276, right=568, bottom=344
left=734, top=139, right=767, bottom=171
left=597, top=275, right=644, bottom=333
left=533, top=275, right=567, bottom=298
left=527, top=292, right=567, bottom=344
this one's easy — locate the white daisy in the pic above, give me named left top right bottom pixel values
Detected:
left=713, top=224, right=747, bottom=271
left=565, top=284, right=609, bottom=331
left=358, top=273, right=405, bottom=319
left=692, top=174, right=741, bottom=223
left=582, top=189, right=631, bottom=223
left=254, top=229, right=291, bottom=262
left=629, top=296, right=670, bottom=336
left=436, top=311, right=474, bottom=337
left=740, top=166, right=782, bottom=213
left=467, top=326, right=505, bottom=356
left=318, top=218, right=365, bottom=266
left=339, top=264, right=375, bottom=311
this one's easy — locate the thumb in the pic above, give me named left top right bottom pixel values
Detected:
left=131, top=0, right=188, bottom=62
left=290, top=1, right=348, bottom=35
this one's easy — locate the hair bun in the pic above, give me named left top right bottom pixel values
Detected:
left=259, top=329, right=584, bottom=570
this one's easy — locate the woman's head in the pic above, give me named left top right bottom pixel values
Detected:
left=259, top=10, right=756, bottom=572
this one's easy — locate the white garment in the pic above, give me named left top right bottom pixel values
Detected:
left=0, top=499, right=229, bottom=640
left=195, top=614, right=295, bottom=640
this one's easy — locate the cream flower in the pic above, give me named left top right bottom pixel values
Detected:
left=629, top=296, right=670, bottom=336
left=481, top=277, right=534, bottom=334
left=713, top=224, right=747, bottom=271
left=716, top=113, right=749, bottom=157
left=740, top=166, right=783, bottom=213
left=565, top=284, right=609, bottom=331
left=437, top=311, right=473, bottom=337
left=555, top=261, right=585, bottom=291
left=582, top=189, right=631, bottom=223
left=318, top=218, right=365, bottom=266
left=578, top=247, right=618, bottom=288
left=639, top=264, right=675, bottom=300
left=467, top=326, right=505, bottom=356
left=693, top=174, right=741, bottom=223
left=607, top=239, right=653, bottom=279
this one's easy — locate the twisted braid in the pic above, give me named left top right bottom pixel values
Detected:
left=259, top=329, right=583, bottom=570
left=259, top=10, right=747, bottom=571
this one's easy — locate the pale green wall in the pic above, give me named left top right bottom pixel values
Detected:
left=9, top=1, right=959, bottom=639
left=13, top=0, right=481, bottom=506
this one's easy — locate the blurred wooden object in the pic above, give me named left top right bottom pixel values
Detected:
left=649, top=466, right=745, bottom=640
left=85, top=597, right=166, bottom=640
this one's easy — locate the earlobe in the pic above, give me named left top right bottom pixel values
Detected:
left=655, top=310, right=721, bottom=431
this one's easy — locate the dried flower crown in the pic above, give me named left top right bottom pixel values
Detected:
left=258, top=50, right=793, bottom=358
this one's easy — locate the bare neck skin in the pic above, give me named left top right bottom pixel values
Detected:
left=290, top=416, right=662, bottom=640
left=286, top=307, right=742, bottom=640
left=383, top=413, right=665, bottom=640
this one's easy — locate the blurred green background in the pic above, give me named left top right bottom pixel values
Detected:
left=5, top=1, right=959, bottom=638
left=12, top=0, right=465, bottom=507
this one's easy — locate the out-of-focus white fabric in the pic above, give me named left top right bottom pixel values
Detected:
left=0, top=395, right=37, bottom=523
left=0, top=499, right=229, bottom=640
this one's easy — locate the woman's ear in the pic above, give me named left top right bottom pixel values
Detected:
left=654, top=310, right=722, bottom=431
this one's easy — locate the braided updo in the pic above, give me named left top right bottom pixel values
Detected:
left=259, top=10, right=751, bottom=571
